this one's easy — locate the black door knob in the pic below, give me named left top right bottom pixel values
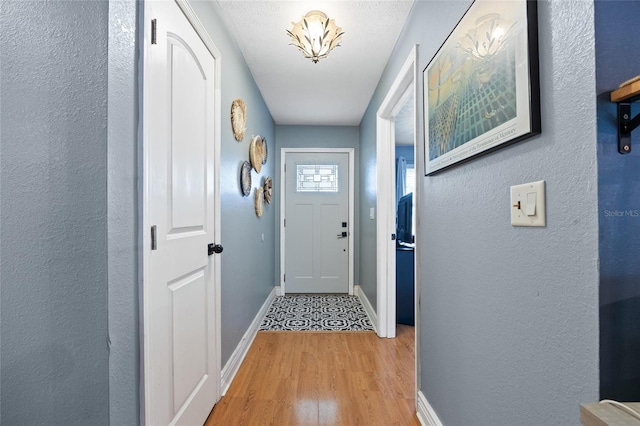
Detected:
left=208, top=243, right=223, bottom=255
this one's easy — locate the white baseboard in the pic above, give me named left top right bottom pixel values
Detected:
left=416, top=391, right=443, bottom=426
left=354, top=285, right=377, bottom=333
left=220, top=286, right=277, bottom=395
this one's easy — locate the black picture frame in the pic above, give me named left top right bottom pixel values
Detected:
left=423, top=0, right=540, bottom=175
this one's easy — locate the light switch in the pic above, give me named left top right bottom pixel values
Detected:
left=510, top=181, right=546, bottom=227
left=526, top=192, right=536, bottom=216
left=370, top=207, right=375, bottom=220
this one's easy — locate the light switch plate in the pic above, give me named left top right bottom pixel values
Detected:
left=511, top=180, right=546, bottom=227
left=370, top=207, right=375, bottom=220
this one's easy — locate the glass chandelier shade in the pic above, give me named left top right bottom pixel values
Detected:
left=287, top=10, right=344, bottom=64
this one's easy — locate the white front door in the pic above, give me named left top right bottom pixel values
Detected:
left=143, top=1, right=220, bottom=425
left=284, top=151, right=352, bottom=294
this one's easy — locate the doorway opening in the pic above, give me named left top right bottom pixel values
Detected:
left=395, top=91, right=416, bottom=328
left=375, top=45, right=420, bottom=401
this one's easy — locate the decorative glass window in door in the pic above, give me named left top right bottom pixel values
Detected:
left=296, top=164, right=338, bottom=192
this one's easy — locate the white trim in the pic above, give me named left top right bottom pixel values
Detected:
left=280, top=148, right=355, bottom=296
left=375, top=117, right=395, bottom=338
left=413, top=43, right=423, bottom=411
left=279, top=153, right=286, bottom=291
left=417, top=391, right=444, bottom=426
left=141, top=1, right=222, bottom=423
left=375, top=45, right=421, bottom=411
left=354, top=285, right=377, bottom=333
left=220, top=287, right=277, bottom=395
left=376, top=46, right=418, bottom=339
left=141, top=6, right=152, bottom=423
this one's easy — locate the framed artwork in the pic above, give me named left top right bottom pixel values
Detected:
left=423, top=0, right=540, bottom=175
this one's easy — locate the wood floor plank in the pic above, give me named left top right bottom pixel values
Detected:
left=205, top=325, right=420, bottom=425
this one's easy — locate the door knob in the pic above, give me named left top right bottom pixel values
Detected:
left=208, top=243, right=223, bottom=255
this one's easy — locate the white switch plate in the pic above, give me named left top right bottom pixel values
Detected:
left=370, top=207, right=375, bottom=220
left=510, top=180, right=546, bottom=227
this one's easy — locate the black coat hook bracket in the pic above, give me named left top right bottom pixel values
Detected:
left=611, top=77, right=640, bottom=155
left=618, top=102, right=639, bottom=154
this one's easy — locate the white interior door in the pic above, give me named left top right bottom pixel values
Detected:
left=143, top=1, right=220, bottom=424
left=284, top=151, right=351, bottom=294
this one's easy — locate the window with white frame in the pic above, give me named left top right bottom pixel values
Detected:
left=405, top=166, right=415, bottom=196
left=296, top=164, right=339, bottom=192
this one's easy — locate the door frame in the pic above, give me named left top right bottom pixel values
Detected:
left=280, top=148, right=355, bottom=296
left=375, top=45, right=420, bottom=396
left=140, top=0, right=223, bottom=423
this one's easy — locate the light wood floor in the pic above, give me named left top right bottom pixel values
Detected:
left=205, top=325, right=420, bottom=426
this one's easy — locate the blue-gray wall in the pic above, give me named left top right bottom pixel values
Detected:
left=190, top=1, right=276, bottom=367
left=274, top=125, right=360, bottom=288
left=1, top=0, right=276, bottom=423
left=595, top=0, right=640, bottom=401
left=359, top=110, right=379, bottom=310
left=360, top=0, right=600, bottom=424
left=1, top=0, right=606, bottom=424
left=1, top=1, right=110, bottom=424
left=396, top=146, right=415, bottom=166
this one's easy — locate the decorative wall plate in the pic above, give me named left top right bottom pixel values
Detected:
left=249, top=135, right=263, bottom=173
left=263, top=176, right=273, bottom=204
left=240, top=161, right=251, bottom=196
left=261, top=137, right=268, bottom=164
left=231, top=99, right=246, bottom=142
left=254, top=187, right=264, bottom=217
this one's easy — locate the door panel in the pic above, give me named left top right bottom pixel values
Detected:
left=144, top=1, right=219, bottom=425
left=169, top=36, right=206, bottom=230
left=320, top=203, right=343, bottom=280
left=288, top=203, right=314, bottom=279
left=171, top=270, right=207, bottom=411
left=284, top=152, right=350, bottom=293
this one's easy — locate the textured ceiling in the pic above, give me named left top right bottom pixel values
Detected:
left=216, top=0, right=415, bottom=125
left=395, top=90, right=414, bottom=146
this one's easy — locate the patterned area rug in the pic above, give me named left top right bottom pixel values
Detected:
left=259, top=294, right=373, bottom=331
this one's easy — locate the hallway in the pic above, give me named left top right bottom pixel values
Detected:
left=1, top=0, right=608, bottom=424
left=206, top=325, right=419, bottom=425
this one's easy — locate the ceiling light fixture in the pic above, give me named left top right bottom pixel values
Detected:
left=287, top=10, right=344, bottom=64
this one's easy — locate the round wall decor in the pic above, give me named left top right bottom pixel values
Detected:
left=231, top=99, right=246, bottom=142
left=240, top=161, right=252, bottom=196
left=249, top=135, right=263, bottom=173
left=261, top=137, right=268, bottom=165
left=263, top=176, right=273, bottom=204
left=254, top=187, right=264, bottom=217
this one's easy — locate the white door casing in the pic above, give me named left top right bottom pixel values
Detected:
left=280, top=148, right=354, bottom=295
left=376, top=46, right=419, bottom=339
left=376, top=45, right=420, bottom=406
left=142, top=1, right=222, bottom=425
